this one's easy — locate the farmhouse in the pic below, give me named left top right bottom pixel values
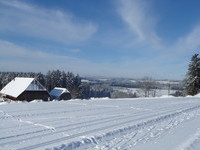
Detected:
left=50, top=87, right=71, bottom=100
left=0, top=77, right=50, bottom=101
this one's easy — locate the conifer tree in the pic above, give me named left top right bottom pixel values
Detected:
left=185, top=54, right=200, bottom=95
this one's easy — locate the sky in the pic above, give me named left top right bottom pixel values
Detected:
left=0, top=0, right=200, bottom=80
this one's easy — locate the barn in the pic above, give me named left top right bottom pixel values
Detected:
left=50, top=87, right=71, bottom=100
left=0, top=77, right=50, bottom=101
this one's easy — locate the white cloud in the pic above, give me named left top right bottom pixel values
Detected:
left=117, top=0, right=200, bottom=54
left=0, top=40, right=82, bottom=65
left=0, top=40, right=101, bottom=75
left=0, top=40, right=184, bottom=79
left=176, top=25, right=200, bottom=53
left=0, top=0, right=97, bottom=44
left=117, top=0, right=161, bottom=45
left=0, top=0, right=198, bottom=80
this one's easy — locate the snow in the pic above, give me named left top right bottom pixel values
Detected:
left=130, top=80, right=137, bottom=83
left=50, top=87, right=70, bottom=97
left=0, top=77, right=34, bottom=98
left=157, top=80, right=180, bottom=85
left=1, top=97, right=200, bottom=150
left=195, top=93, right=200, bottom=97
left=113, top=87, right=177, bottom=97
left=98, top=79, right=109, bottom=81
left=129, top=80, right=180, bottom=85
left=81, top=79, right=91, bottom=83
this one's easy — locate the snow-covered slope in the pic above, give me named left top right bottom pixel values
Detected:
left=1, top=97, right=200, bottom=150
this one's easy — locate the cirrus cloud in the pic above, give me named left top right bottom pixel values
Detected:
left=0, top=0, right=97, bottom=44
left=117, top=0, right=161, bottom=46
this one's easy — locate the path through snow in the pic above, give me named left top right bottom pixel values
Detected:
left=1, top=97, right=200, bottom=150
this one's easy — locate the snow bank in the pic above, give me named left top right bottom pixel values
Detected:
left=159, top=95, right=175, bottom=98
left=195, top=93, right=200, bottom=97
left=90, top=97, right=110, bottom=100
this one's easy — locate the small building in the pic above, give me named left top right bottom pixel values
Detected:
left=0, top=77, right=50, bottom=101
left=50, top=87, right=71, bottom=100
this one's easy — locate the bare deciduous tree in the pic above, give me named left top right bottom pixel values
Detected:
left=137, top=77, right=157, bottom=97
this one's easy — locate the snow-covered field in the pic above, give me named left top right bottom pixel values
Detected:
left=112, top=87, right=176, bottom=97
left=1, top=96, right=200, bottom=150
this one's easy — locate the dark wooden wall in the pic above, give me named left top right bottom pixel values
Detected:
left=60, top=93, right=71, bottom=100
left=18, top=91, right=50, bottom=101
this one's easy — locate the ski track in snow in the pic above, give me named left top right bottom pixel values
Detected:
left=1, top=97, right=200, bottom=150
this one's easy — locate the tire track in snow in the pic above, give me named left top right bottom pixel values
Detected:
left=0, top=110, right=161, bottom=147
left=119, top=119, right=176, bottom=150
left=1, top=102, right=129, bottom=120
left=56, top=105, right=200, bottom=150
left=97, top=116, right=178, bottom=150
left=95, top=108, right=199, bottom=150
left=0, top=104, right=157, bottom=138
left=0, top=104, right=187, bottom=134
left=0, top=107, right=150, bottom=139
left=0, top=101, right=188, bottom=120
left=105, top=131, right=138, bottom=150
left=0, top=112, right=162, bottom=148
left=110, top=126, right=156, bottom=150
left=0, top=106, right=134, bottom=133
left=0, top=105, right=187, bottom=144
left=0, top=107, right=109, bottom=120
left=0, top=114, right=124, bottom=142
left=14, top=105, right=200, bottom=150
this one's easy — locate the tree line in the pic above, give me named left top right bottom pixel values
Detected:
left=0, top=70, right=82, bottom=99
left=0, top=70, right=112, bottom=99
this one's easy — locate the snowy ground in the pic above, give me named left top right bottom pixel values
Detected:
left=1, top=96, right=200, bottom=150
left=112, top=87, right=177, bottom=97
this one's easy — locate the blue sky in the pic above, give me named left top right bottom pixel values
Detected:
left=0, top=0, right=200, bottom=79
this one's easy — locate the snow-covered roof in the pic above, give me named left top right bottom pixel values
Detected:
left=0, top=77, right=47, bottom=98
left=50, top=87, right=70, bottom=97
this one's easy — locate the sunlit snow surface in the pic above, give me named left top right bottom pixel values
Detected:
left=1, top=96, right=200, bottom=150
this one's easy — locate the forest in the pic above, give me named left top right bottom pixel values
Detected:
left=0, top=70, right=111, bottom=99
